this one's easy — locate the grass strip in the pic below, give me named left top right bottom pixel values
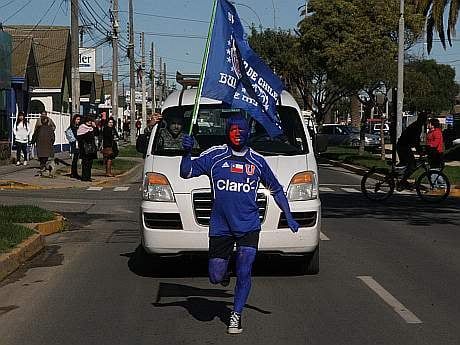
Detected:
left=117, top=145, right=143, bottom=158
left=0, top=223, right=35, bottom=253
left=0, top=205, right=55, bottom=223
left=92, top=159, right=138, bottom=174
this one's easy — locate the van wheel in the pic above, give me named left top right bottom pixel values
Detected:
left=299, top=245, right=319, bottom=275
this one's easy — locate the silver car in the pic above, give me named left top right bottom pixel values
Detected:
left=319, top=124, right=380, bottom=147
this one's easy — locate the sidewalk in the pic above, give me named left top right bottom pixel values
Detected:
left=0, top=152, right=142, bottom=190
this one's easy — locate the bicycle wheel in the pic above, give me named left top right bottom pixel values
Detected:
left=361, top=168, right=395, bottom=201
left=415, top=170, right=450, bottom=202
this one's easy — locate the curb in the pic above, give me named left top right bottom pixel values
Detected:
left=92, top=162, right=142, bottom=187
left=24, top=215, right=66, bottom=236
left=0, top=233, right=45, bottom=281
left=0, top=160, right=142, bottom=190
left=0, top=180, right=43, bottom=190
left=322, top=157, right=460, bottom=197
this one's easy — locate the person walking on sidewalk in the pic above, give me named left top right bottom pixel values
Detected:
left=13, top=111, right=31, bottom=166
left=66, top=114, right=81, bottom=179
left=180, top=114, right=299, bottom=335
left=77, top=116, right=98, bottom=182
left=34, top=110, right=56, bottom=131
left=31, top=116, right=55, bottom=177
left=102, top=117, right=119, bottom=177
left=426, top=118, right=444, bottom=169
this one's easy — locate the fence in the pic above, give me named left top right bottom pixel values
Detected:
left=10, top=111, right=71, bottom=154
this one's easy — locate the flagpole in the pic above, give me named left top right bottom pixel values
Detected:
left=189, top=0, right=218, bottom=135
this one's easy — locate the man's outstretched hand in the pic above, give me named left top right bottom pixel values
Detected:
left=182, top=135, right=194, bottom=152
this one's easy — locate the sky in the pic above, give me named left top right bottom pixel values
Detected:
left=1, top=0, right=460, bottom=88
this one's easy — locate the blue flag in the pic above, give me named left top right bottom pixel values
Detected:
left=201, top=0, right=284, bottom=138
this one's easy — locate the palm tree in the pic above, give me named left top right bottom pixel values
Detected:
left=414, top=0, right=460, bottom=53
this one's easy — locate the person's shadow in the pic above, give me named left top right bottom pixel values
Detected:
left=153, top=283, right=271, bottom=325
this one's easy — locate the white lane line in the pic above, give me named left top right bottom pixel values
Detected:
left=114, top=186, right=130, bottom=192
left=357, top=276, right=422, bottom=324
left=395, top=190, right=413, bottom=195
left=45, top=200, right=91, bottom=205
left=87, top=187, right=103, bottom=191
left=320, top=232, right=330, bottom=241
left=320, top=183, right=360, bottom=187
left=319, top=187, right=334, bottom=192
left=341, top=187, right=361, bottom=193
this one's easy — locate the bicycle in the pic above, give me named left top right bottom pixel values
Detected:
left=361, top=157, right=451, bottom=202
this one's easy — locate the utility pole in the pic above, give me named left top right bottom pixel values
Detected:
left=111, top=0, right=119, bottom=120
left=396, top=0, right=404, bottom=145
left=71, top=0, right=80, bottom=115
left=128, top=0, right=136, bottom=144
left=151, top=42, right=156, bottom=113
left=163, top=61, right=167, bottom=100
left=141, top=32, right=147, bottom=130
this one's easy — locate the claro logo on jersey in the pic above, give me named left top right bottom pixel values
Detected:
left=217, top=178, right=256, bottom=193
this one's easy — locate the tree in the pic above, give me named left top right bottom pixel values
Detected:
left=412, top=0, right=460, bottom=53
left=404, top=59, right=459, bottom=112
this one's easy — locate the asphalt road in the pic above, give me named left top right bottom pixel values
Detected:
left=0, top=164, right=459, bottom=345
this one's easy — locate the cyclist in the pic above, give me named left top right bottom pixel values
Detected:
left=396, top=112, right=428, bottom=185
left=180, top=113, right=299, bottom=334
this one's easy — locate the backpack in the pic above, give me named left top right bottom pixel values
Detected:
left=65, top=127, right=76, bottom=143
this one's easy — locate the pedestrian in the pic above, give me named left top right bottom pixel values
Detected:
left=123, top=119, right=130, bottom=141
left=31, top=116, right=55, bottom=177
left=136, top=117, right=142, bottom=137
left=13, top=111, right=31, bottom=166
left=426, top=118, right=444, bottom=169
left=66, top=114, right=81, bottom=179
left=34, top=110, right=56, bottom=131
left=102, top=117, right=119, bottom=177
left=77, top=116, right=98, bottom=182
left=180, top=113, right=299, bottom=335
left=443, top=124, right=455, bottom=150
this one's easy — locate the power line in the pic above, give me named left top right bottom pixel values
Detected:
left=143, top=32, right=206, bottom=40
left=119, top=10, right=208, bottom=24
left=0, top=0, right=17, bottom=10
left=3, top=0, right=33, bottom=23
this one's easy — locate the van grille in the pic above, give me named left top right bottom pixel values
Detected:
left=278, top=211, right=317, bottom=228
left=192, top=192, right=267, bottom=226
left=144, top=213, right=183, bottom=230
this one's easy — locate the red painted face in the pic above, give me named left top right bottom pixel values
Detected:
left=229, top=124, right=242, bottom=148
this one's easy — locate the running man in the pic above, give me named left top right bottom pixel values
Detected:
left=180, top=113, right=299, bottom=334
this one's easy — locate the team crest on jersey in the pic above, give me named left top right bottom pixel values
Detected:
left=245, top=164, right=255, bottom=176
left=231, top=163, right=244, bottom=173
left=221, top=162, right=230, bottom=168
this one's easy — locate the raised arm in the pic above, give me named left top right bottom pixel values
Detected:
left=180, top=135, right=211, bottom=179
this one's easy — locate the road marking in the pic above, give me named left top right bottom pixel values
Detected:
left=395, top=190, right=412, bottom=195
left=341, top=187, right=360, bottom=193
left=45, top=200, right=91, bottom=205
left=114, top=187, right=130, bottom=192
left=357, top=276, right=422, bottom=324
left=87, top=187, right=103, bottom=191
left=320, top=183, right=360, bottom=187
left=320, top=232, right=330, bottom=241
left=319, top=187, right=334, bottom=192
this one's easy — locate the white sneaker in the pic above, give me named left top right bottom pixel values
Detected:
left=16, top=161, right=21, bottom=166
left=23, top=160, right=27, bottom=166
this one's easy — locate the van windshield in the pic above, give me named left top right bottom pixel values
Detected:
left=152, top=105, right=309, bottom=156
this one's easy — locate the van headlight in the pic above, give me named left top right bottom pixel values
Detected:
left=287, top=171, right=318, bottom=201
left=143, top=172, right=175, bottom=202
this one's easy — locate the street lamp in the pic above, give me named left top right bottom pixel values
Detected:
left=271, top=0, right=276, bottom=29
left=396, top=0, right=404, bottom=143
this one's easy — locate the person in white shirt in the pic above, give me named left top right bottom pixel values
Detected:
left=13, top=111, right=31, bottom=166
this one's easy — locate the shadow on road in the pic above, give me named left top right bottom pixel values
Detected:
left=322, top=193, right=460, bottom=227
left=122, top=246, right=312, bottom=279
left=152, top=282, right=271, bottom=325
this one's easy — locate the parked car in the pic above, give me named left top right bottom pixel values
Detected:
left=138, top=88, right=322, bottom=274
left=318, top=124, right=380, bottom=147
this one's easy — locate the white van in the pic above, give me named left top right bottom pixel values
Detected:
left=140, top=88, right=321, bottom=274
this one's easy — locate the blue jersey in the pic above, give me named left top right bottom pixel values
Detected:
left=181, top=145, right=283, bottom=237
